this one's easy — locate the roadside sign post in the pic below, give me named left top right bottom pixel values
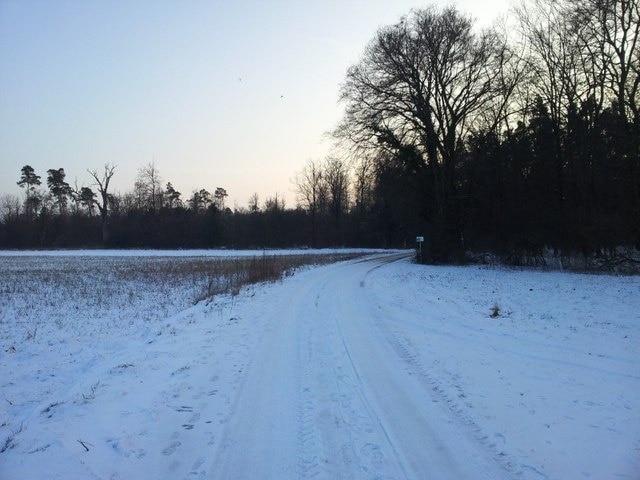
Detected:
left=416, top=236, right=424, bottom=263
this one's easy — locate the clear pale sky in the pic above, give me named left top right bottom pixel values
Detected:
left=0, top=0, right=508, bottom=209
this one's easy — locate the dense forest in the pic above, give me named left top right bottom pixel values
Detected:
left=1, top=0, right=639, bottom=265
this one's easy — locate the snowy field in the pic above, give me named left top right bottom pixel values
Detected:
left=0, top=251, right=638, bottom=479
left=0, top=248, right=375, bottom=257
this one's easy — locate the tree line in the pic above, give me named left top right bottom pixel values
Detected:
left=1, top=0, right=638, bottom=263
left=1, top=162, right=292, bottom=248
left=0, top=154, right=423, bottom=249
left=331, top=0, right=639, bottom=262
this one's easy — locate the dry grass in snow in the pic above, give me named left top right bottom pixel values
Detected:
left=0, top=252, right=364, bottom=349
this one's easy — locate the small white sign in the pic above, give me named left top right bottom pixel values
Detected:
left=416, top=236, right=424, bottom=243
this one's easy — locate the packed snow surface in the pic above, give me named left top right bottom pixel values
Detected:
left=1, top=251, right=638, bottom=479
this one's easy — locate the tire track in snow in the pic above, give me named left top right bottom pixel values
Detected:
left=296, top=318, right=326, bottom=479
left=295, top=275, right=403, bottom=479
left=374, top=321, right=520, bottom=475
left=356, top=263, right=524, bottom=476
left=207, top=254, right=513, bottom=479
left=331, top=256, right=513, bottom=479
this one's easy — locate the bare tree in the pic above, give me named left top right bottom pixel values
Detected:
left=516, top=0, right=621, bottom=133
left=294, top=159, right=324, bottom=247
left=136, top=161, right=163, bottom=212
left=0, top=194, right=21, bottom=223
left=323, top=157, right=350, bottom=244
left=576, top=0, right=640, bottom=125
left=336, top=6, right=511, bottom=258
left=479, top=19, right=530, bottom=136
left=69, top=179, right=82, bottom=215
left=248, top=193, right=260, bottom=213
left=516, top=0, right=639, bottom=125
left=352, top=156, right=376, bottom=215
left=88, top=163, right=116, bottom=244
left=514, top=0, right=586, bottom=203
left=264, top=193, right=285, bottom=212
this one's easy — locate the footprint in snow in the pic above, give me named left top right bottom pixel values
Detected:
left=173, top=405, right=194, bottom=412
left=360, top=443, right=385, bottom=465
left=162, top=440, right=181, bottom=456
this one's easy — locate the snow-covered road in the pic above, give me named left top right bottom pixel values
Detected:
left=209, top=253, right=509, bottom=479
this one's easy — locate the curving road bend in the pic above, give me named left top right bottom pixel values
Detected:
left=208, top=253, right=511, bottom=479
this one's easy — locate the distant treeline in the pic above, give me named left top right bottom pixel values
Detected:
left=2, top=0, right=639, bottom=264
left=0, top=167, right=407, bottom=250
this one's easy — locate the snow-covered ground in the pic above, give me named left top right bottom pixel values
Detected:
left=0, top=248, right=376, bottom=257
left=1, top=251, right=638, bottom=479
